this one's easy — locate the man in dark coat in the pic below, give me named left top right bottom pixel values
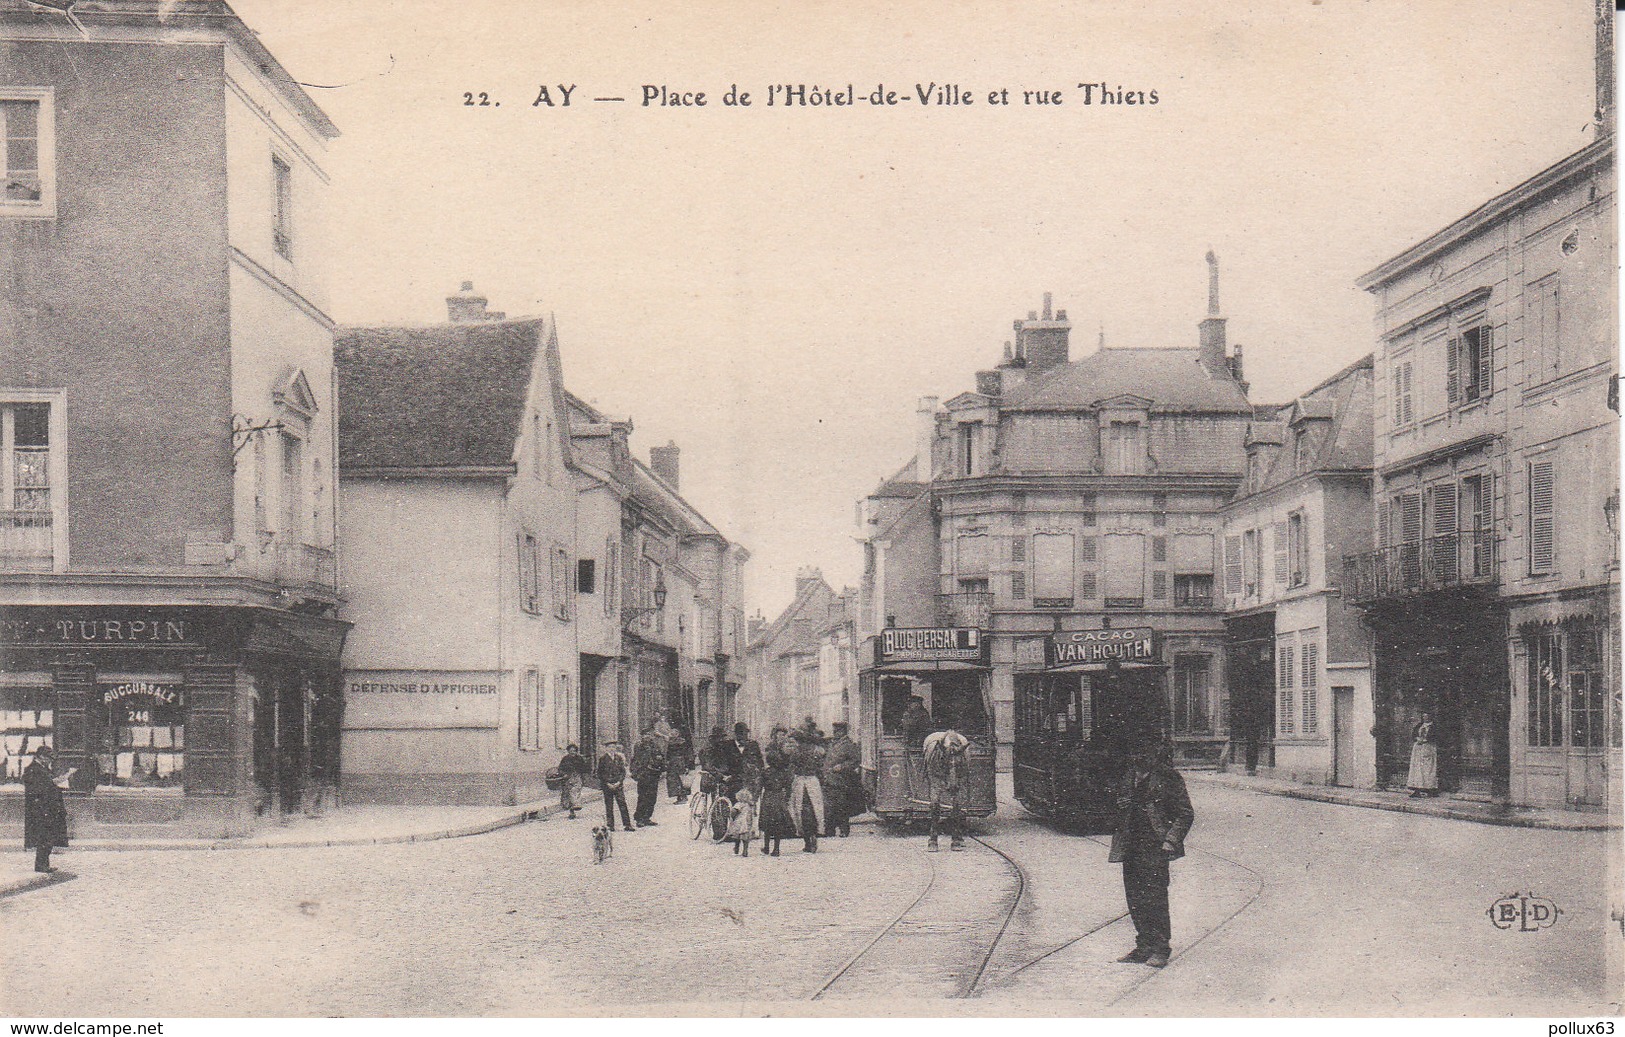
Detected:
left=721, top=721, right=764, bottom=798
left=1109, top=743, right=1195, bottom=968
left=596, top=740, right=633, bottom=832
left=901, top=696, right=934, bottom=748
left=630, top=727, right=667, bottom=827
left=24, top=745, right=69, bottom=873
left=822, top=720, right=861, bottom=837
left=666, top=725, right=693, bottom=804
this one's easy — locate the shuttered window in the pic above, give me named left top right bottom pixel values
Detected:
left=519, top=668, right=542, bottom=750
left=518, top=533, right=541, bottom=613
left=1276, top=640, right=1297, bottom=735
left=1464, top=473, right=1493, bottom=577
left=1151, top=571, right=1167, bottom=600
left=1224, top=535, right=1243, bottom=595
left=1033, top=532, right=1075, bottom=606
left=1172, top=533, right=1214, bottom=575
left=1393, top=360, right=1413, bottom=425
left=1300, top=636, right=1320, bottom=735
left=1273, top=521, right=1289, bottom=585
left=1081, top=536, right=1097, bottom=563
left=553, top=672, right=573, bottom=749
left=1152, top=536, right=1167, bottom=563
left=1011, top=571, right=1027, bottom=600
left=1103, top=534, right=1145, bottom=604
left=1079, top=572, right=1098, bottom=600
left=1430, top=483, right=1458, bottom=582
left=1010, top=535, right=1026, bottom=562
left=1529, top=459, right=1555, bottom=575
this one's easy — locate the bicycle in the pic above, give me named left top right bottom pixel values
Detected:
left=689, top=769, right=733, bottom=843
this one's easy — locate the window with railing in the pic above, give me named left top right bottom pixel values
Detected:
left=1173, top=574, right=1214, bottom=607
left=1, top=400, right=57, bottom=571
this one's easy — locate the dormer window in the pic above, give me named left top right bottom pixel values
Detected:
left=1105, top=421, right=1145, bottom=475
left=1294, top=431, right=1313, bottom=473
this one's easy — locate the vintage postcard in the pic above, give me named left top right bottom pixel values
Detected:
left=0, top=0, right=1619, bottom=1023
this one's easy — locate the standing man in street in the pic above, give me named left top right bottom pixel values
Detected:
left=787, top=729, right=826, bottom=852
left=23, top=744, right=68, bottom=873
left=726, top=721, right=765, bottom=799
left=922, top=724, right=969, bottom=852
left=596, top=740, right=634, bottom=832
left=631, top=726, right=667, bottom=827
left=1109, top=743, right=1195, bottom=969
left=822, top=720, right=861, bottom=837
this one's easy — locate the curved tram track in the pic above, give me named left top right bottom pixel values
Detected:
left=809, top=818, right=1265, bottom=1004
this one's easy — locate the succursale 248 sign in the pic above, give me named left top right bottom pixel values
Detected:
left=1047, top=628, right=1158, bottom=667
left=876, top=627, right=987, bottom=665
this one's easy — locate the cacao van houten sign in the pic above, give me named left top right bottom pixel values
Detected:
left=1048, top=628, right=1159, bottom=667
left=876, top=627, right=986, bottom=665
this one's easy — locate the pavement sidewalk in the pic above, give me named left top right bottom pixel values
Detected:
left=1190, top=769, right=1618, bottom=830
left=1, top=788, right=604, bottom=896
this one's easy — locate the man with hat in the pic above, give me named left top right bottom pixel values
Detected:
left=23, top=745, right=69, bottom=873
left=821, top=720, right=861, bottom=837
left=1109, top=742, right=1195, bottom=968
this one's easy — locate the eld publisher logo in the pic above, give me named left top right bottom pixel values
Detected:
left=1487, top=891, right=1562, bottom=931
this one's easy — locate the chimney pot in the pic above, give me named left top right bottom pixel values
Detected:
left=1028, top=311, right=1038, bottom=321
left=1056, top=309, right=1067, bottom=321
left=447, top=281, right=490, bottom=322
left=1042, top=292, right=1053, bottom=320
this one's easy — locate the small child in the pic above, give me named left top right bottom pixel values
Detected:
left=726, top=788, right=758, bottom=856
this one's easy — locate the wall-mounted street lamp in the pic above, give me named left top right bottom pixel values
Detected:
left=622, top=574, right=668, bottom=632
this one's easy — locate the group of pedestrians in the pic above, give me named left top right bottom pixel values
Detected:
left=705, top=718, right=863, bottom=856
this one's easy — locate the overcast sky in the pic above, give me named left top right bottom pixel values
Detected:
left=232, top=0, right=1600, bottom=617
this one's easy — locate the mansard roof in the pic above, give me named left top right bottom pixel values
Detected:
left=1239, top=354, right=1373, bottom=497
left=1002, top=347, right=1251, bottom=414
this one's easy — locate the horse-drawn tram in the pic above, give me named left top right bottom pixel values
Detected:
left=858, top=626, right=998, bottom=822
left=1013, top=625, right=1170, bottom=827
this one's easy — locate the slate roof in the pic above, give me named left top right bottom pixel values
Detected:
left=1002, top=347, right=1251, bottom=413
left=1243, top=354, right=1373, bottom=496
left=336, top=318, right=548, bottom=470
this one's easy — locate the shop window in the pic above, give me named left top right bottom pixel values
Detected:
left=0, top=684, right=52, bottom=784
left=102, top=680, right=185, bottom=788
left=1, top=90, right=54, bottom=217
left=1172, top=655, right=1212, bottom=736
left=1568, top=629, right=1606, bottom=750
left=1527, top=633, right=1563, bottom=748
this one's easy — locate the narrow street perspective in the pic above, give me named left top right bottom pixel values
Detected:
left=0, top=0, right=1619, bottom=1021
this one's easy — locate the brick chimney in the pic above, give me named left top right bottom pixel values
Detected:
left=1198, top=252, right=1230, bottom=378
left=795, top=566, right=825, bottom=598
left=650, top=440, right=680, bottom=490
left=447, top=281, right=506, bottom=322
left=1014, top=292, right=1071, bottom=374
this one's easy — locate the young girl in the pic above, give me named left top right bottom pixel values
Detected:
left=726, top=788, right=759, bottom=856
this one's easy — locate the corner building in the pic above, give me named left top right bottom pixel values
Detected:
left=859, top=272, right=1252, bottom=772
left=1348, top=135, right=1619, bottom=810
left=0, top=2, right=345, bottom=836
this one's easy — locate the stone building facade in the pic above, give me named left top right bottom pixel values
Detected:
left=0, top=1, right=345, bottom=836
left=859, top=269, right=1253, bottom=768
left=1347, top=134, right=1619, bottom=811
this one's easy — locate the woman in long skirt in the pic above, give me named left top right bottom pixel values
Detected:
left=758, top=736, right=796, bottom=857
left=1406, top=712, right=1439, bottom=798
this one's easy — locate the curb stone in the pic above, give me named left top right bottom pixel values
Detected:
left=1190, top=773, right=1618, bottom=831
left=41, top=790, right=605, bottom=853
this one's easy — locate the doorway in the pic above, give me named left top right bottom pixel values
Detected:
left=1332, top=686, right=1354, bottom=786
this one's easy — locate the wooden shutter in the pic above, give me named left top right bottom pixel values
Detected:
left=1079, top=571, right=1097, bottom=600
left=1530, top=459, right=1555, bottom=574
left=1273, top=521, right=1289, bottom=584
left=1009, top=535, right=1026, bottom=562
left=1081, top=536, right=1097, bottom=562
left=1475, top=326, right=1492, bottom=398
left=1152, top=536, right=1167, bottom=563
left=1276, top=641, right=1296, bottom=734
left=1399, top=493, right=1423, bottom=543
left=1301, top=639, right=1320, bottom=734
left=1151, top=571, right=1167, bottom=599
left=1446, top=337, right=1460, bottom=404
left=1224, top=535, right=1243, bottom=595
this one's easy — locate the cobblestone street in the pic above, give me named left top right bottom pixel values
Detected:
left=3, top=780, right=1617, bottom=1017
